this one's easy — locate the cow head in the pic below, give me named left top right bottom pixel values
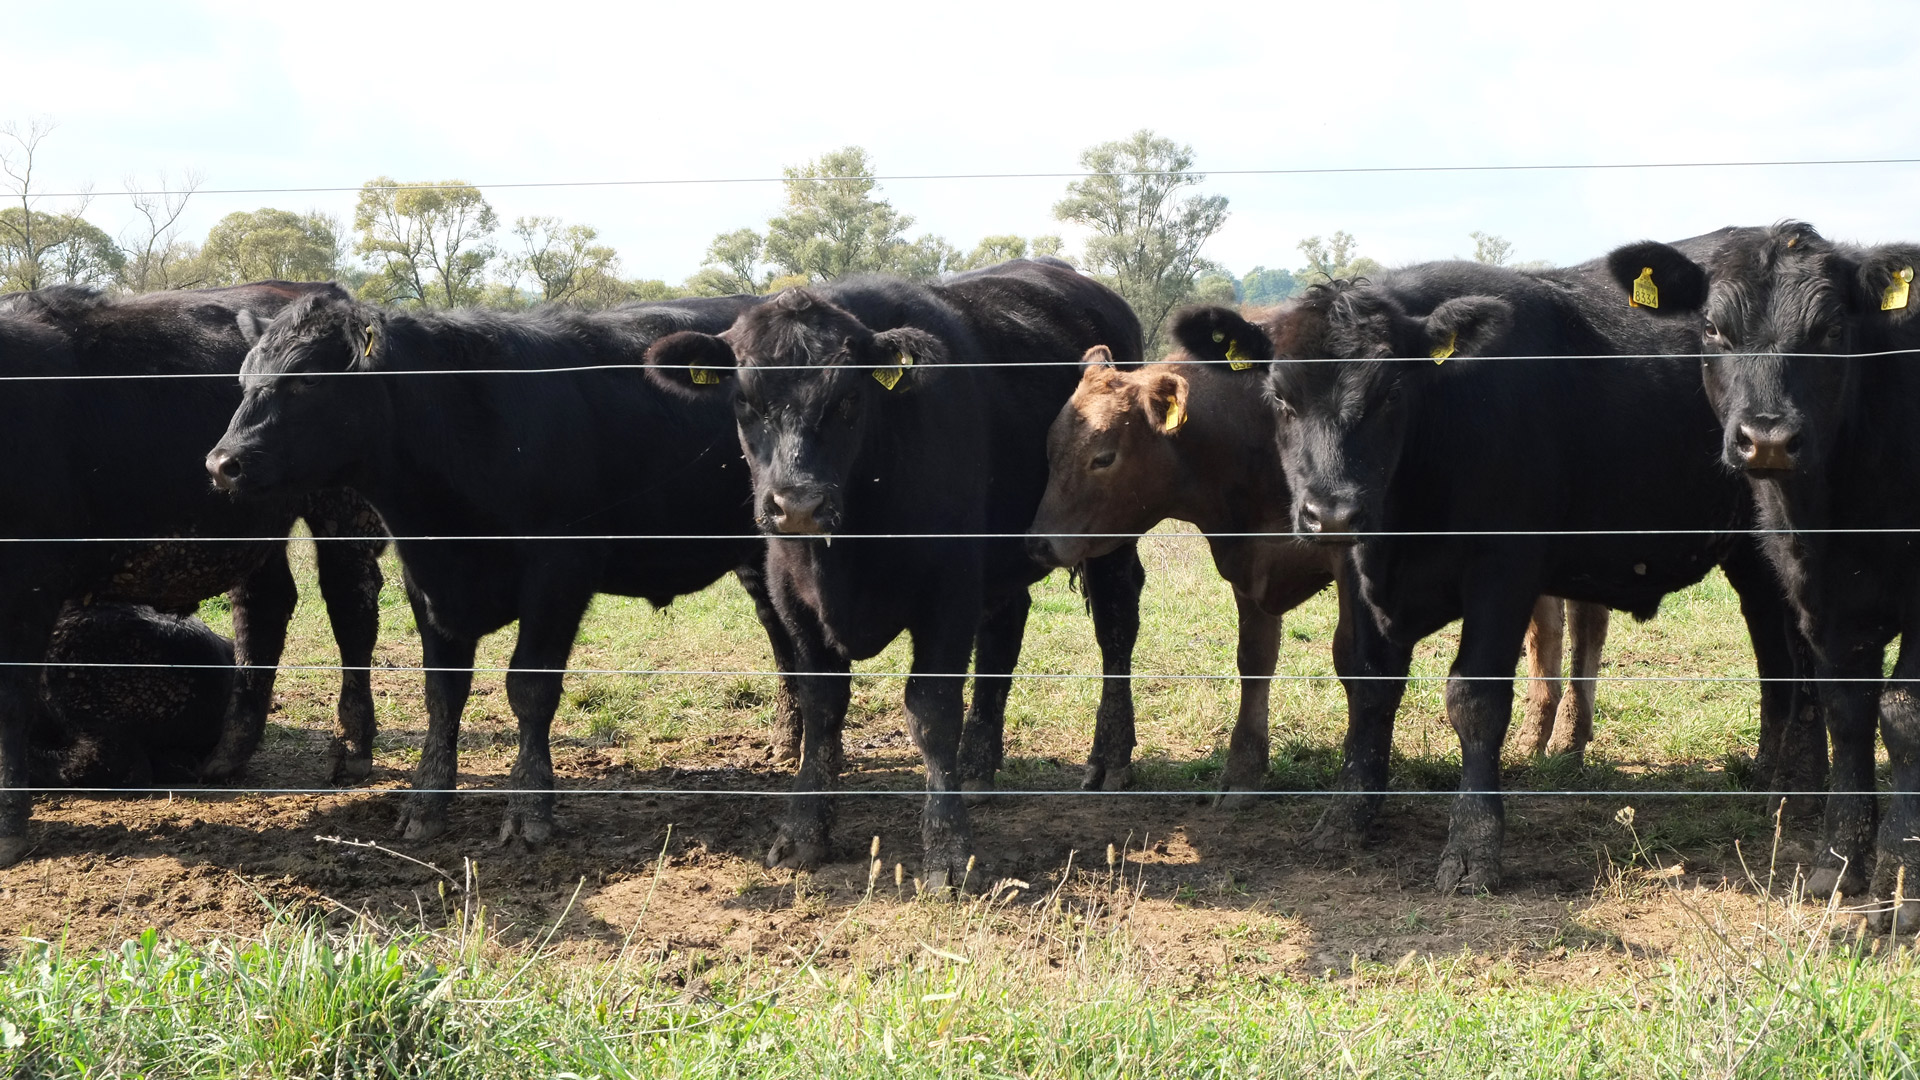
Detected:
left=645, top=287, right=942, bottom=536
left=205, top=291, right=393, bottom=498
left=1606, top=223, right=1918, bottom=479
left=1265, top=281, right=1510, bottom=542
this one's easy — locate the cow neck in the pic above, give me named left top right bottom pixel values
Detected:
left=1163, top=364, right=1290, bottom=539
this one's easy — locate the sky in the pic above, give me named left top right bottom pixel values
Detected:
left=7, top=0, right=1919, bottom=284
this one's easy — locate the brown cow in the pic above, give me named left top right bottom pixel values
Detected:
left=1028, top=327, right=1607, bottom=806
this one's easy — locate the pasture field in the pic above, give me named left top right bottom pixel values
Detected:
left=2, top=525, right=1917, bottom=1076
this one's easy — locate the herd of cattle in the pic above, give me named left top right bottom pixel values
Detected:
left=2, top=222, right=1916, bottom=927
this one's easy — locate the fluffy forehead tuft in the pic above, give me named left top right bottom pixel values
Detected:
left=248, top=292, right=362, bottom=373
left=1067, top=368, right=1150, bottom=430
left=1708, top=221, right=1850, bottom=344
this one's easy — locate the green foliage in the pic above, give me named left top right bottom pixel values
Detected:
left=200, top=208, right=342, bottom=285
left=1053, top=130, right=1229, bottom=354
left=1240, top=265, right=1298, bottom=305
left=1191, top=270, right=1238, bottom=306
left=353, top=178, right=498, bottom=308
left=1296, top=230, right=1383, bottom=284
left=687, top=226, right=772, bottom=295
left=1469, top=230, right=1513, bottom=266
left=507, top=216, right=628, bottom=308
left=0, top=207, right=124, bottom=291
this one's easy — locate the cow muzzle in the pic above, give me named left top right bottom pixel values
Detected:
left=1297, top=498, right=1363, bottom=543
left=765, top=488, right=833, bottom=535
left=1733, top=422, right=1801, bottom=474
left=205, top=448, right=246, bottom=494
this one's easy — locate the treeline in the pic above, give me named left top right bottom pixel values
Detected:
left=2, top=122, right=1531, bottom=352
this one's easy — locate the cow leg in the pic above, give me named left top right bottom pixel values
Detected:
left=1724, top=545, right=1828, bottom=801
left=0, top=596, right=61, bottom=866
left=1217, top=586, right=1281, bottom=809
left=736, top=561, right=803, bottom=766
left=1435, top=588, right=1534, bottom=894
left=1514, top=597, right=1564, bottom=757
left=957, top=589, right=1031, bottom=799
left=905, top=615, right=979, bottom=892
left=768, top=603, right=851, bottom=871
left=1871, top=613, right=1920, bottom=933
left=201, top=547, right=298, bottom=782
left=395, top=580, right=477, bottom=842
left=313, top=534, right=384, bottom=785
left=495, top=591, right=593, bottom=848
left=1310, top=564, right=1412, bottom=852
left=1079, top=544, right=1144, bottom=792
left=1807, top=641, right=1883, bottom=901
left=1547, top=601, right=1610, bottom=760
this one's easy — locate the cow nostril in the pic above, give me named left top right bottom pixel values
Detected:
left=1299, top=505, right=1324, bottom=534
left=1786, top=434, right=1804, bottom=455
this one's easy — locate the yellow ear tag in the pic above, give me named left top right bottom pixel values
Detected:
left=1883, top=266, right=1913, bottom=312
left=689, top=366, right=720, bottom=385
left=1161, top=398, right=1185, bottom=433
left=873, top=351, right=912, bottom=391
left=363, top=326, right=376, bottom=357
left=1430, top=333, right=1456, bottom=363
left=1225, top=339, right=1254, bottom=371
left=1629, top=267, right=1659, bottom=309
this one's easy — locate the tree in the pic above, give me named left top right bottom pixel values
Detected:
left=0, top=208, right=123, bottom=291
left=1295, top=231, right=1382, bottom=284
left=509, top=216, right=625, bottom=307
left=686, top=227, right=772, bottom=295
left=1192, top=271, right=1238, bottom=306
left=761, top=147, right=953, bottom=281
left=950, top=233, right=1069, bottom=272
left=1053, top=130, right=1229, bottom=353
left=1469, top=230, right=1512, bottom=266
left=200, top=208, right=342, bottom=285
left=1240, top=266, right=1298, bottom=305
left=119, top=172, right=204, bottom=293
left=352, top=178, right=498, bottom=307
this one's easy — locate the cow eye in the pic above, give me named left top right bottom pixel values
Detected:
left=1090, top=450, right=1116, bottom=471
left=1823, top=324, right=1845, bottom=344
left=294, top=373, right=320, bottom=390
left=1702, top=319, right=1720, bottom=340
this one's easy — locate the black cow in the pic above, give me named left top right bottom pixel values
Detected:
left=1232, top=256, right=1817, bottom=892
left=644, top=259, right=1146, bottom=887
left=1027, top=327, right=1612, bottom=807
left=206, top=291, right=807, bottom=847
left=0, top=283, right=387, bottom=867
left=35, top=602, right=234, bottom=787
left=1605, top=223, right=1920, bottom=929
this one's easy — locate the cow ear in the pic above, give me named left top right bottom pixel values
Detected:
left=1605, top=241, right=1709, bottom=314
left=1079, top=344, right=1117, bottom=383
left=1423, top=296, right=1511, bottom=360
left=235, top=309, right=268, bottom=346
left=867, top=327, right=945, bottom=392
left=344, top=308, right=385, bottom=370
left=645, top=331, right=738, bottom=394
left=1168, top=306, right=1272, bottom=371
left=1137, top=369, right=1191, bottom=435
left=1857, top=246, right=1920, bottom=324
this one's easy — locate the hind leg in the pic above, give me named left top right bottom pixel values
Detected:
left=1514, top=597, right=1563, bottom=757
left=201, top=548, right=297, bottom=781
left=1079, top=544, right=1143, bottom=791
left=957, top=589, right=1031, bottom=798
left=1217, top=587, right=1281, bottom=808
left=1547, top=601, right=1609, bottom=760
left=313, top=530, right=385, bottom=785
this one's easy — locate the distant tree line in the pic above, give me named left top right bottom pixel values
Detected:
left=2, top=118, right=1537, bottom=352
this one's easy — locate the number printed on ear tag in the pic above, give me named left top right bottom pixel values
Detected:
left=1226, top=339, right=1253, bottom=370
left=873, top=351, right=913, bottom=390
left=1629, top=267, right=1659, bottom=309
left=1884, top=266, right=1913, bottom=312
left=1430, top=333, right=1456, bottom=363
left=690, top=367, right=720, bottom=385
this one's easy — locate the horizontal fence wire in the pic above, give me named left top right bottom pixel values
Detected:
left=2, top=662, right=1905, bottom=684
left=12, top=528, right=1920, bottom=541
left=3, top=348, right=1918, bottom=380
left=30, top=153, right=1920, bottom=199
left=17, top=787, right=1890, bottom=798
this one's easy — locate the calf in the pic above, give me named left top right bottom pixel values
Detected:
left=36, top=602, right=233, bottom=787
left=1245, top=257, right=1818, bottom=892
left=1027, top=320, right=1611, bottom=807
left=206, top=291, right=804, bottom=847
left=0, top=283, right=386, bottom=867
left=645, top=259, right=1146, bottom=887
left=1605, top=223, right=1920, bottom=929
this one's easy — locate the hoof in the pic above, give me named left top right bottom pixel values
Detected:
left=1542, top=738, right=1586, bottom=764
left=1435, top=845, right=1501, bottom=894
left=395, top=803, right=448, bottom=842
left=0, top=834, right=30, bottom=869
left=498, top=809, right=554, bottom=848
left=328, top=742, right=375, bottom=786
left=199, top=753, right=247, bottom=784
left=1808, top=864, right=1866, bottom=900
left=1215, top=789, right=1262, bottom=812
left=767, top=829, right=828, bottom=871
left=1867, top=897, right=1920, bottom=936
left=1100, top=764, right=1133, bottom=792
left=962, top=778, right=994, bottom=808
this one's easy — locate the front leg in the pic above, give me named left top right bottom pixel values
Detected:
left=1079, top=544, right=1144, bottom=791
left=1871, top=611, right=1920, bottom=933
left=1435, top=588, right=1534, bottom=894
left=201, top=547, right=298, bottom=781
left=313, top=531, right=385, bottom=785
left=1724, top=544, right=1828, bottom=799
left=905, top=616, right=979, bottom=892
left=0, top=600, right=63, bottom=866
left=768, top=600, right=851, bottom=870
left=1808, top=643, right=1883, bottom=901
left=1217, top=585, right=1281, bottom=809
left=957, top=589, right=1031, bottom=797
left=395, top=575, right=477, bottom=842
left=1310, top=564, right=1412, bottom=851
left=736, top=560, right=804, bottom=765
